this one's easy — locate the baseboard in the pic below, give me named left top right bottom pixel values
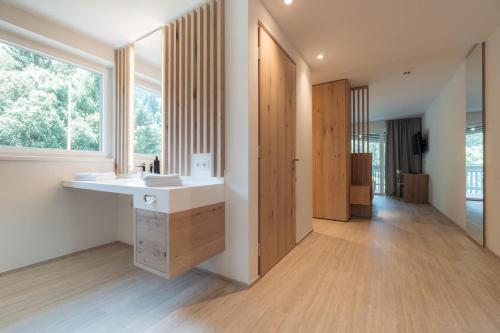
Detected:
left=428, top=202, right=465, bottom=230
left=0, top=241, right=123, bottom=277
left=427, top=203, right=489, bottom=249
left=296, top=229, right=313, bottom=245
left=194, top=267, right=250, bottom=289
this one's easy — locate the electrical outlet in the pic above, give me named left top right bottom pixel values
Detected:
left=191, top=153, right=212, bottom=178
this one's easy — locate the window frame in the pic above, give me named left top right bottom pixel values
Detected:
left=0, top=34, right=111, bottom=161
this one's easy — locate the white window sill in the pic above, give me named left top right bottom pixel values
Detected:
left=0, top=148, right=112, bottom=163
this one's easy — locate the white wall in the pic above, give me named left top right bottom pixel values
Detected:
left=422, top=63, right=466, bottom=229
left=423, top=24, right=500, bottom=257
left=196, top=0, right=252, bottom=284
left=0, top=159, right=118, bottom=273
left=485, top=26, right=500, bottom=256
left=0, top=6, right=119, bottom=273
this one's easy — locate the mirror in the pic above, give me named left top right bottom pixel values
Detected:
left=134, top=29, right=163, bottom=171
left=465, top=43, right=485, bottom=246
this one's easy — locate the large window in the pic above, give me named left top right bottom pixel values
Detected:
left=0, top=40, right=103, bottom=152
left=134, top=85, right=162, bottom=156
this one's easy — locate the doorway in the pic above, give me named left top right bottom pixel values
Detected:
left=258, top=25, right=297, bottom=276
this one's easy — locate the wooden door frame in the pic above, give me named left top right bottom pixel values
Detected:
left=257, top=22, right=297, bottom=276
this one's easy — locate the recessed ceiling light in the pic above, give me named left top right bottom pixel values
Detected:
left=317, top=53, right=324, bottom=60
left=284, top=0, right=293, bottom=5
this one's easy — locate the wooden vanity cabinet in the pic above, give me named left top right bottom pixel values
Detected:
left=135, top=202, right=225, bottom=279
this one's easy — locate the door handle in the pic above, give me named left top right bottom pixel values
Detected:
left=292, top=158, right=300, bottom=162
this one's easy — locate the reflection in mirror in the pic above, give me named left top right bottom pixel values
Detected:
left=465, top=43, right=485, bottom=246
left=134, top=29, right=163, bottom=168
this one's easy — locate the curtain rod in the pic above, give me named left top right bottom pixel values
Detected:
left=135, top=27, right=162, bottom=43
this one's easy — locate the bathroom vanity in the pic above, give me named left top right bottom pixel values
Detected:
left=62, top=177, right=225, bottom=279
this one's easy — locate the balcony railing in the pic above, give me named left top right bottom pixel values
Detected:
left=372, top=165, right=384, bottom=194
left=466, top=164, right=483, bottom=199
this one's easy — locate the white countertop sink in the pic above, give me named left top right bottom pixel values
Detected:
left=63, top=176, right=224, bottom=214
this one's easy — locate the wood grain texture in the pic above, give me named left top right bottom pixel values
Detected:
left=351, top=153, right=373, bottom=217
left=162, top=0, right=224, bottom=176
left=258, top=26, right=296, bottom=276
left=351, top=153, right=372, bottom=185
left=350, top=185, right=371, bottom=205
left=313, top=79, right=351, bottom=221
left=168, top=202, right=225, bottom=278
left=134, top=203, right=225, bottom=279
left=403, top=173, right=429, bottom=204
left=3, top=197, right=500, bottom=332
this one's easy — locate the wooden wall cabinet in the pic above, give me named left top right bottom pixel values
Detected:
left=313, top=79, right=351, bottom=221
left=135, top=202, right=225, bottom=279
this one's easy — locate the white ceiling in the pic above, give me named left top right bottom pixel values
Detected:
left=3, top=0, right=205, bottom=66
left=135, top=29, right=162, bottom=69
left=261, top=0, right=500, bottom=120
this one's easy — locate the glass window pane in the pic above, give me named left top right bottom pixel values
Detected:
left=134, top=85, right=162, bottom=155
left=0, top=40, right=102, bottom=151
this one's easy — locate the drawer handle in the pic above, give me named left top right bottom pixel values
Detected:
left=144, top=195, right=157, bottom=205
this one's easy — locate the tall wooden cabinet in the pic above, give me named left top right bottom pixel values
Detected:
left=313, top=79, right=351, bottom=221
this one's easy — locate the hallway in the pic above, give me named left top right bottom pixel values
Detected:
left=1, top=197, right=500, bottom=332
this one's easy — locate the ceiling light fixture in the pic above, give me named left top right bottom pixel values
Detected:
left=284, top=0, right=293, bottom=5
left=317, top=53, right=324, bottom=60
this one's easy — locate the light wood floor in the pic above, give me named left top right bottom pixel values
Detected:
left=2, top=196, right=500, bottom=333
left=466, top=200, right=484, bottom=245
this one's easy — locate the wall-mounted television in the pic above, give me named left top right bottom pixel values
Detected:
left=412, top=131, right=428, bottom=155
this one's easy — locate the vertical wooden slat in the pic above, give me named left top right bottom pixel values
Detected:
left=185, top=15, right=192, bottom=175
left=179, top=18, right=185, bottom=175
left=361, top=87, right=365, bottom=152
left=209, top=0, right=216, bottom=175
left=356, top=88, right=360, bottom=153
left=161, top=0, right=224, bottom=176
left=367, top=87, right=370, bottom=153
left=203, top=4, right=209, bottom=154
left=173, top=21, right=179, bottom=174
left=217, top=0, right=225, bottom=177
left=192, top=11, right=198, bottom=156
left=168, top=24, right=175, bottom=174
left=351, top=89, right=356, bottom=153
left=197, top=8, right=204, bottom=154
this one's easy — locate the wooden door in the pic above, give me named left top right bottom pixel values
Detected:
left=258, top=26, right=296, bottom=276
left=313, top=80, right=351, bottom=221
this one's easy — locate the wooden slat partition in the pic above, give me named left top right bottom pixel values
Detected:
left=351, top=86, right=369, bottom=153
left=162, top=0, right=224, bottom=176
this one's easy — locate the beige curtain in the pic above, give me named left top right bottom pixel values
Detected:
left=114, top=44, right=135, bottom=175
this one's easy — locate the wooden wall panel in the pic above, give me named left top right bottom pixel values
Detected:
left=351, top=153, right=372, bottom=185
left=258, top=26, right=296, bottom=276
left=313, top=79, right=351, bottom=221
left=162, top=0, right=224, bottom=177
left=350, top=153, right=373, bottom=218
